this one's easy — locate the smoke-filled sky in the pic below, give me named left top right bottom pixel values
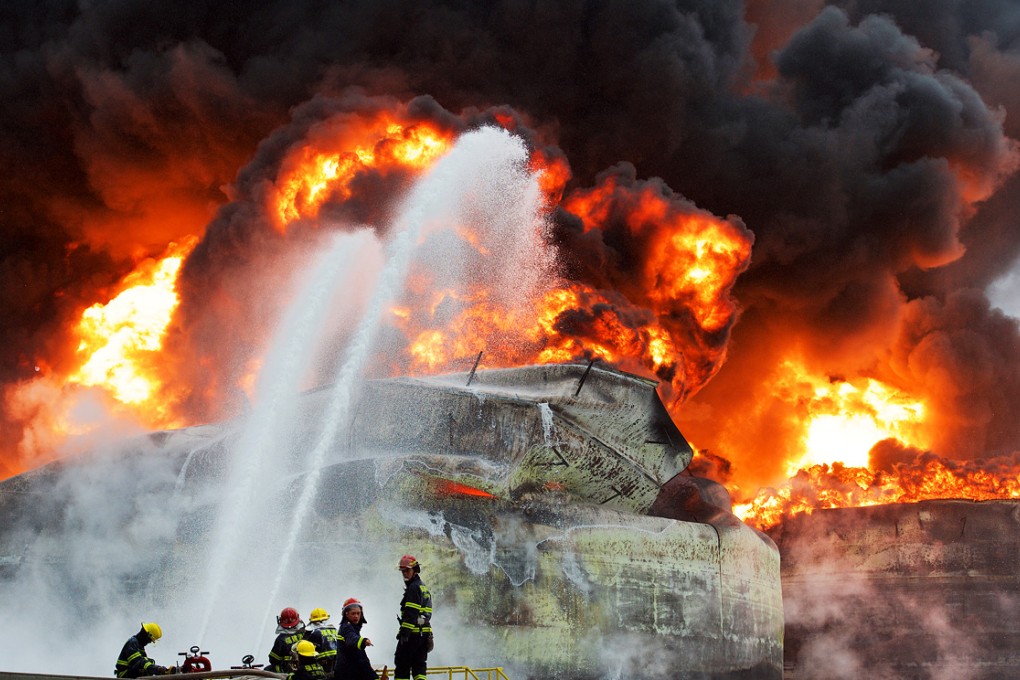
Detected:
left=4, top=0, right=1020, bottom=503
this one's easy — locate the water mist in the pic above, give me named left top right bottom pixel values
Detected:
left=196, top=126, right=551, bottom=658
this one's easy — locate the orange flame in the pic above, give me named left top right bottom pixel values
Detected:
left=69, top=237, right=196, bottom=412
left=530, top=148, right=571, bottom=204
left=272, top=118, right=454, bottom=230
left=386, top=164, right=753, bottom=419
left=776, top=360, right=931, bottom=473
left=5, top=237, right=197, bottom=471
left=735, top=454, right=1020, bottom=531
left=723, top=358, right=1015, bottom=529
left=13, top=95, right=1019, bottom=523
left=562, top=176, right=753, bottom=335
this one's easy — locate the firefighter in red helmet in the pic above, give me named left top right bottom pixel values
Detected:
left=335, top=597, right=379, bottom=680
left=267, top=607, right=307, bottom=674
left=394, top=555, right=432, bottom=680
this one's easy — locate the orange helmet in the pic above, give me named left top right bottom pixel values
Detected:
left=397, top=554, right=419, bottom=570
left=278, top=607, right=300, bottom=629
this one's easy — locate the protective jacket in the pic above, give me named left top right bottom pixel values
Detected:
left=288, top=655, right=327, bottom=680
left=335, top=619, right=377, bottom=680
left=305, top=623, right=341, bottom=674
left=397, top=574, right=432, bottom=637
left=394, top=574, right=432, bottom=680
left=267, top=627, right=307, bottom=674
left=115, top=634, right=169, bottom=678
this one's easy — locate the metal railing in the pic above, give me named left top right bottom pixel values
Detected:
left=376, top=667, right=509, bottom=680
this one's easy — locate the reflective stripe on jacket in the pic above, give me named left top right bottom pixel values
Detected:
left=398, top=574, right=432, bottom=636
left=115, top=635, right=165, bottom=678
left=306, top=624, right=341, bottom=669
left=268, top=629, right=307, bottom=673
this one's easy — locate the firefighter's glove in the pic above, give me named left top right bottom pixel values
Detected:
left=165, top=667, right=179, bottom=675
left=416, top=616, right=425, bottom=626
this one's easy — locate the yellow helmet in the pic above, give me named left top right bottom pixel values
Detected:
left=295, top=640, right=317, bottom=657
left=309, top=607, right=329, bottom=623
left=142, top=622, right=162, bottom=642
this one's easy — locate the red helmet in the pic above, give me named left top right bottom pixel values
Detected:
left=397, top=554, right=419, bottom=570
left=278, top=607, right=300, bottom=629
left=342, top=597, right=363, bottom=613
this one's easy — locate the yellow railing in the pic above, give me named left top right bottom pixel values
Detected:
left=376, top=666, right=509, bottom=680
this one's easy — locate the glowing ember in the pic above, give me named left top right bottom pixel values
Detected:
left=734, top=454, right=1020, bottom=531
left=70, top=237, right=196, bottom=407
left=431, top=478, right=498, bottom=499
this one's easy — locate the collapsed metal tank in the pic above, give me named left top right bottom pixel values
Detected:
left=770, top=499, right=1020, bottom=680
left=0, top=363, right=782, bottom=679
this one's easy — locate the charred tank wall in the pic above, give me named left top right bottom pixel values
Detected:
left=771, top=500, right=1020, bottom=680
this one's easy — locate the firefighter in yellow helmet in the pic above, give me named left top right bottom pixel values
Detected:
left=115, top=622, right=177, bottom=677
left=289, top=640, right=327, bottom=680
left=305, top=607, right=341, bottom=674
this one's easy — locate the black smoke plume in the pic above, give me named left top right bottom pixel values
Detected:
left=2, top=0, right=1019, bottom=492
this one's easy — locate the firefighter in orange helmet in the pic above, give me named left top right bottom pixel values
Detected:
left=267, top=607, right=307, bottom=674
left=394, top=555, right=432, bottom=680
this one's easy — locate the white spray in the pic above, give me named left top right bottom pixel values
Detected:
left=197, top=228, right=378, bottom=640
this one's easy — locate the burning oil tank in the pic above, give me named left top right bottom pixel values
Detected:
left=770, top=500, right=1020, bottom=679
left=0, top=363, right=782, bottom=679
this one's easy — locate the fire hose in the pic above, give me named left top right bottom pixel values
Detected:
left=164, top=671, right=286, bottom=680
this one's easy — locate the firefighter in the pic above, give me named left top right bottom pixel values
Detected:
left=305, top=607, right=341, bottom=675
left=289, top=640, right=327, bottom=680
left=335, top=598, right=379, bottom=680
left=115, top=622, right=177, bottom=677
left=394, top=555, right=432, bottom=680
left=267, top=607, right=307, bottom=674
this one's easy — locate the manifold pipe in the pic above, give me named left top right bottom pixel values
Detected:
left=4, top=671, right=290, bottom=680
left=171, top=672, right=287, bottom=680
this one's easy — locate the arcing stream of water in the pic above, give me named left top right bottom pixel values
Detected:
left=0, top=125, right=556, bottom=672
left=196, top=126, right=550, bottom=654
